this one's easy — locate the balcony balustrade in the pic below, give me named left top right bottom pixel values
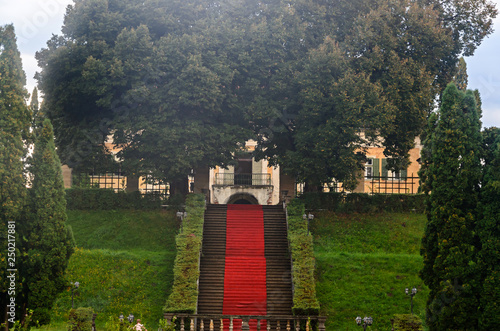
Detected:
left=214, top=173, right=272, bottom=186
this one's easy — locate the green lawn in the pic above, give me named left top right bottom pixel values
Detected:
left=40, top=208, right=427, bottom=331
left=311, top=212, right=428, bottom=330
left=43, top=210, right=179, bottom=330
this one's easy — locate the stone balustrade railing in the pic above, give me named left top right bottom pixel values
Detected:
left=163, top=314, right=326, bottom=331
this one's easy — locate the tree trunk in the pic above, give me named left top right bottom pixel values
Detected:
left=169, top=177, right=189, bottom=198
left=3, top=303, right=8, bottom=331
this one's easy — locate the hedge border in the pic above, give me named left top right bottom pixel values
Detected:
left=287, top=200, right=321, bottom=316
left=299, top=193, right=425, bottom=213
left=65, top=188, right=164, bottom=210
left=163, top=194, right=206, bottom=314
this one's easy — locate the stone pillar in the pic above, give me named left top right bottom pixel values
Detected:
left=352, top=170, right=366, bottom=193
left=193, top=166, right=209, bottom=193
left=193, top=166, right=211, bottom=203
left=62, top=165, right=73, bottom=188
left=279, top=171, right=295, bottom=204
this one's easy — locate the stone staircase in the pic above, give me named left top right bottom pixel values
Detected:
left=197, top=204, right=227, bottom=315
left=263, top=205, right=293, bottom=316
left=197, top=204, right=293, bottom=327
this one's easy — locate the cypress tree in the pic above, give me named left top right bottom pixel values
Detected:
left=0, top=24, right=30, bottom=327
left=477, top=128, right=500, bottom=328
left=30, top=87, right=41, bottom=131
left=23, top=119, right=75, bottom=325
left=420, top=83, right=482, bottom=330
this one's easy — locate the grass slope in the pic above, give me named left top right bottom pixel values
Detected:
left=41, top=208, right=426, bottom=331
left=44, top=210, right=179, bottom=330
left=311, top=212, right=428, bottom=331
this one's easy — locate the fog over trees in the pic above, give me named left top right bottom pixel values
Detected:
left=35, top=0, right=497, bottom=189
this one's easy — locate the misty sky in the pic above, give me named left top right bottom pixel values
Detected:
left=1, top=0, right=499, bottom=127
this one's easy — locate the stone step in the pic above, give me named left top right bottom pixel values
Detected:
left=198, top=204, right=293, bottom=317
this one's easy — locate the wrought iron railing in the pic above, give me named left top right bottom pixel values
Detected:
left=364, top=174, right=420, bottom=194
left=321, top=174, right=420, bottom=194
left=74, top=172, right=169, bottom=199
left=214, top=173, right=272, bottom=186
left=140, top=173, right=170, bottom=199
left=74, top=172, right=126, bottom=192
left=163, top=314, right=326, bottom=331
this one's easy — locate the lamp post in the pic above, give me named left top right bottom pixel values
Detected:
left=71, top=282, right=79, bottom=309
left=355, top=316, right=373, bottom=330
left=406, top=287, right=417, bottom=314
left=119, top=313, right=134, bottom=324
left=303, top=213, right=314, bottom=234
left=405, top=287, right=417, bottom=315
left=176, top=211, right=187, bottom=221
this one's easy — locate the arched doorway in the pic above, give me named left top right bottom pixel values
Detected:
left=226, top=193, right=259, bottom=205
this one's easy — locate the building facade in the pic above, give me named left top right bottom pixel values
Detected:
left=63, top=138, right=423, bottom=204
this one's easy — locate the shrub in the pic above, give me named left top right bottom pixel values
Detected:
left=158, top=316, right=177, bottom=331
left=68, top=308, right=94, bottom=331
left=392, top=314, right=423, bottom=331
left=104, top=316, right=128, bottom=331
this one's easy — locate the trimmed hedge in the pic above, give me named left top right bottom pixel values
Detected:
left=164, top=194, right=206, bottom=314
left=299, top=193, right=425, bottom=213
left=392, top=314, right=424, bottom=330
left=287, top=199, right=321, bottom=316
left=66, top=188, right=164, bottom=210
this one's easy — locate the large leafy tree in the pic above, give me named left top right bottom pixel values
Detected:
left=263, top=38, right=387, bottom=189
left=419, top=83, right=483, bottom=330
left=36, top=0, right=251, bottom=186
left=256, top=0, right=495, bottom=187
left=36, top=0, right=497, bottom=188
left=22, top=119, right=75, bottom=325
left=0, top=24, right=30, bottom=327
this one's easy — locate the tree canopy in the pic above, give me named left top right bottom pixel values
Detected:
left=36, top=0, right=497, bottom=185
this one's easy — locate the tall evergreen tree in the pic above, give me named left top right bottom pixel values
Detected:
left=0, top=24, right=30, bottom=327
left=22, top=119, right=75, bottom=325
left=419, top=83, right=483, bottom=330
left=477, top=127, right=500, bottom=328
left=30, top=87, right=41, bottom=130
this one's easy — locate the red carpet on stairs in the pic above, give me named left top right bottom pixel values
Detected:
left=223, top=205, right=267, bottom=331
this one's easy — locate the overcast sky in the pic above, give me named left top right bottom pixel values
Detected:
left=1, top=0, right=499, bottom=128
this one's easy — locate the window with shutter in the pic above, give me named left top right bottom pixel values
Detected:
left=381, top=158, right=408, bottom=180
left=365, top=158, right=380, bottom=178
left=365, top=158, right=373, bottom=178
left=373, top=158, right=380, bottom=177
left=381, top=158, right=388, bottom=178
